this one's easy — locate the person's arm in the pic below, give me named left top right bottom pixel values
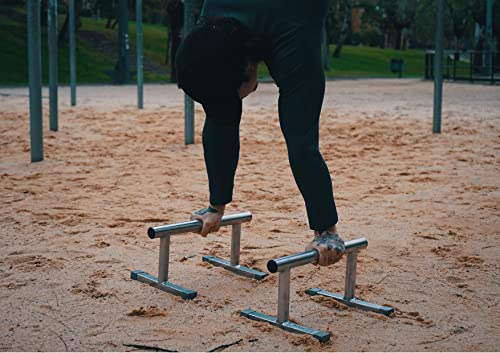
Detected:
left=191, top=100, right=242, bottom=236
left=203, top=118, right=240, bottom=207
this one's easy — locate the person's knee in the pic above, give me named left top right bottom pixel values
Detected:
left=287, top=142, right=320, bottom=166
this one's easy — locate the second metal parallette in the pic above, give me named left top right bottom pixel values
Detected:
left=241, top=238, right=394, bottom=342
left=132, top=212, right=267, bottom=299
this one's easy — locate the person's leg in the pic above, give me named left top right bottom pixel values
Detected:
left=267, top=27, right=338, bottom=232
left=267, top=29, right=344, bottom=265
left=278, top=73, right=338, bottom=232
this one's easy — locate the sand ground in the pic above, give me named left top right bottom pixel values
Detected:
left=0, top=79, right=499, bottom=351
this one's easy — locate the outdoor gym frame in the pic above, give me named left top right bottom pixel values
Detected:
left=25, top=0, right=495, bottom=158
left=131, top=212, right=267, bottom=299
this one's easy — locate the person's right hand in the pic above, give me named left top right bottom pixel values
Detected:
left=190, top=205, right=224, bottom=237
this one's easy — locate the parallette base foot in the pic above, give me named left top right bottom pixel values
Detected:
left=131, top=270, right=197, bottom=299
left=307, top=288, right=394, bottom=316
left=202, top=255, right=267, bottom=280
left=240, top=308, right=330, bottom=343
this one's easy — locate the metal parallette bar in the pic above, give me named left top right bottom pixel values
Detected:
left=344, top=251, right=357, bottom=300
left=199, top=213, right=266, bottom=280
left=240, top=309, right=330, bottom=343
left=148, top=212, right=252, bottom=239
left=277, top=269, right=290, bottom=323
left=306, top=238, right=393, bottom=316
left=158, top=236, right=170, bottom=283
left=307, top=288, right=394, bottom=316
left=267, top=250, right=318, bottom=274
left=267, top=238, right=368, bottom=273
left=230, top=224, right=241, bottom=266
left=131, top=270, right=197, bottom=300
left=202, top=256, right=267, bottom=280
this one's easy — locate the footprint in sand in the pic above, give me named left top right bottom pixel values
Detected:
left=6, top=254, right=64, bottom=272
left=71, top=280, right=115, bottom=299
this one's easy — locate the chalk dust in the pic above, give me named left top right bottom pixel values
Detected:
left=0, top=79, right=499, bottom=351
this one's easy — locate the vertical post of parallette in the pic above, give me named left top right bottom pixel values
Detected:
left=230, top=224, right=241, bottom=266
left=277, top=269, right=291, bottom=323
left=158, top=236, right=170, bottom=283
left=344, top=251, right=358, bottom=300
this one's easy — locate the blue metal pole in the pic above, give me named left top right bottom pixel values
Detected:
left=69, top=0, right=76, bottom=106
left=115, top=0, right=130, bottom=84
left=485, top=0, right=493, bottom=79
left=433, top=0, right=444, bottom=134
left=184, top=0, right=195, bottom=145
left=48, top=0, right=58, bottom=131
left=27, top=0, right=43, bottom=162
left=137, top=0, right=144, bottom=109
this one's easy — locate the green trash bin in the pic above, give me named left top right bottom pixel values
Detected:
left=390, top=58, right=404, bottom=78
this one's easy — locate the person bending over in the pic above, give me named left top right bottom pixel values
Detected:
left=175, top=0, right=345, bottom=266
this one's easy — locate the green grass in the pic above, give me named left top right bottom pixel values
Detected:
left=257, top=45, right=426, bottom=80
left=1, top=6, right=427, bottom=85
left=79, top=16, right=170, bottom=82
left=1, top=8, right=117, bottom=85
left=0, top=7, right=169, bottom=85
left=325, top=46, right=425, bottom=78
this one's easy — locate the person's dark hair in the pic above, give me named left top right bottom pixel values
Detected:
left=175, top=17, right=265, bottom=104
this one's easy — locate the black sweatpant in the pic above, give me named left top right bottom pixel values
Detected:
left=201, top=0, right=338, bottom=231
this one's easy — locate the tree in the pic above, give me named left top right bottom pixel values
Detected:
left=94, top=0, right=118, bottom=28
left=377, top=0, right=418, bottom=49
left=470, top=0, right=500, bottom=69
left=325, top=0, right=343, bottom=55
left=333, top=0, right=352, bottom=57
left=446, top=0, right=474, bottom=50
left=58, top=0, right=83, bottom=43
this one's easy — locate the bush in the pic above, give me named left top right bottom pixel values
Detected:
left=360, top=28, right=384, bottom=47
left=351, top=32, right=362, bottom=46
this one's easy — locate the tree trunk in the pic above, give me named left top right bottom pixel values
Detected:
left=333, top=0, right=352, bottom=58
left=165, top=31, right=171, bottom=65
left=395, top=28, right=403, bottom=50
left=58, top=0, right=82, bottom=43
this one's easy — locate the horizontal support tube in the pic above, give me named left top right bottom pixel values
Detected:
left=147, top=212, right=252, bottom=239
left=267, top=238, right=368, bottom=273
